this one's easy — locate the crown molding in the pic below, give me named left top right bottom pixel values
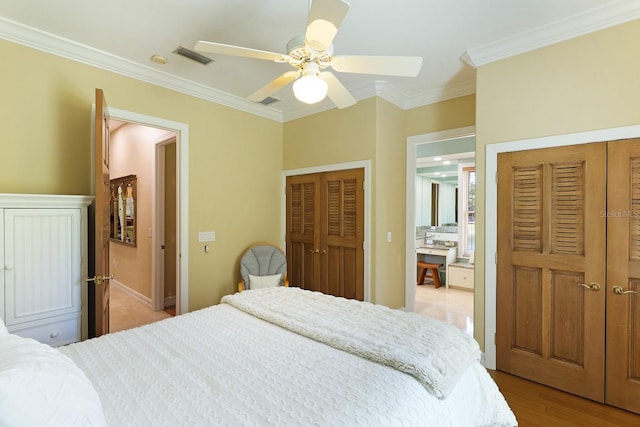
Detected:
left=0, top=17, right=475, bottom=122
left=282, top=82, right=379, bottom=122
left=1, top=15, right=475, bottom=123
left=463, top=0, right=640, bottom=68
left=282, top=80, right=468, bottom=122
left=0, top=16, right=284, bottom=122
left=6, top=3, right=636, bottom=123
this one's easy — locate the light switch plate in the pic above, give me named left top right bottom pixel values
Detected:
left=199, top=231, right=215, bottom=242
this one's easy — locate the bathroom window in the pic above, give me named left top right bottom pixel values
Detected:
left=460, top=167, right=475, bottom=257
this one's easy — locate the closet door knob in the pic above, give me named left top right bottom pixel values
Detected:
left=4, top=264, right=13, bottom=271
left=612, top=285, right=638, bottom=295
left=578, top=282, right=600, bottom=291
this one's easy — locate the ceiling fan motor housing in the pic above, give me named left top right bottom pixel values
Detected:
left=286, top=34, right=333, bottom=67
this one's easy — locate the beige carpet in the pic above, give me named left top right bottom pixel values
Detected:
left=109, top=285, right=172, bottom=333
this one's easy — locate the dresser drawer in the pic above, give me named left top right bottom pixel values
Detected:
left=9, top=316, right=80, bottom=347
left=449, top=266, right=474, bottom=290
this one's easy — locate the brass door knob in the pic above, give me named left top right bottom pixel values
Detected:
left=612, top=285, right=638, bottom=295
left=578, top=282, right=601, bottom=291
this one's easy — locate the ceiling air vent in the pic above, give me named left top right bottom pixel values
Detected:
left=173, top=46, right=213, bottom=65
left=258, top=97, right=280, bottom=106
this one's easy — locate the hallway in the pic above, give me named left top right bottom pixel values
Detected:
left=109, top=285, right=172, bottom=333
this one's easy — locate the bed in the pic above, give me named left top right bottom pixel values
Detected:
left=0, top=287, right=517, bottom=426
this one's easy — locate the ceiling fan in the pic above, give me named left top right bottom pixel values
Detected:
left=194, top=0, right=423, bottom=109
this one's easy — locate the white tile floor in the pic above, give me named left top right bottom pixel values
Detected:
left=414, top=281, right=474, bottom=336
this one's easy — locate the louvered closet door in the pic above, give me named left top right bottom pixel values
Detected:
left=606, top=139, right=640, bottom=414
left=286, top=168, right=364, bottom=300
left=497, top=143, right=607, bottom=401
left=321, top=169, right=364, bottom=300
left=286, top=174, right=321, bottom=293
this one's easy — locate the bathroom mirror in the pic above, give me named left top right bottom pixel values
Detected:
left=415, top=177, right=458, bottom=227
left=110, top=175, right=137, bottom=247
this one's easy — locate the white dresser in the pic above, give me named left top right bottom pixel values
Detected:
left=0, top=194, right=92, bottom=346
left=447, top=262, right=475, bottom=290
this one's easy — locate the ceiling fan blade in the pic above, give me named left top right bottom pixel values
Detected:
left=320, top=72, right=356, bottom=109
left=246, top=71, right=301, bottom=102
left=331, top=55, right=423, bottom=77
left=304, top=0, right=350, bottom=52
left=195, top=41, right=289, bottom=62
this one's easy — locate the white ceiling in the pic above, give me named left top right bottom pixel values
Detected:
left=1, top=1, right=637, bottom=122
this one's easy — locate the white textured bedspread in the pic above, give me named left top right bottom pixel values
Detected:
left=222, top=287, right=480, bottom=398
left=61, top=290, right=517, bottom=426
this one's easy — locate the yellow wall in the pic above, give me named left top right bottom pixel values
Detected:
left=283, top=96, right=475, bottom=308
left=0, top=39, right=283, bottom=311
left=404, top=94, right=476, bottom=137
left=474, top=19, right=640, bottom=349
left=283, top=98, right=377, bottom=169
left=373, top=99, right=406, bottom=307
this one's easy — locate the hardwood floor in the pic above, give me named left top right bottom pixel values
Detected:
left=109, top=285, right=172, bottom=333
left=490, top=370, right=640, bottom=426
left=414, top=285, right=640, bottom=425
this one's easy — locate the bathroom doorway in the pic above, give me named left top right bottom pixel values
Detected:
left=405, top=126, right=476, bottom=335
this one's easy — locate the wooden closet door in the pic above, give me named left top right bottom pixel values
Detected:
left=606, top=138, right=640, bottom=414
left=321, top=169, right=364, bottom=300
left=286, top=174, right=321, bottom=292
left=286, top=168, right=364, bottom=300
left=497, top=143, right=607, bottom=401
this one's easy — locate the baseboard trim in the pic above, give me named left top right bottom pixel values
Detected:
left=110, top=280, right=152, bottom=309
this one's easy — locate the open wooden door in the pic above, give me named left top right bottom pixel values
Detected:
left=90, top=88, right=112, bottom=337
left=496, top=143, right=607, bottom=401
left=606, top=138, right=640, bottom=414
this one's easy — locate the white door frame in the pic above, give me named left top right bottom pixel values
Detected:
left=282, top=160, right=372, bottom=302
left=405, top=126, right=476, bottom=312
left=484, top=124, right=640, bottom=369
left=109, top=107, right=189, bottom=315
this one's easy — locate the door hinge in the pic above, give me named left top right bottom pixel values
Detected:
left=495, top=252, right=497, bottom=264
left=495, top=171, right=498, bottom=184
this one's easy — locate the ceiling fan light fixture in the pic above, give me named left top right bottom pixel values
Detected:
left=293, top=74, right=328, bottom=104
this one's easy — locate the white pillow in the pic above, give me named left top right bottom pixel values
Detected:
left=0, top=318, right=8, bottom=335
left=249, top=273, right=282, bottom=289
left=0, top=333, right=107, bottom=427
